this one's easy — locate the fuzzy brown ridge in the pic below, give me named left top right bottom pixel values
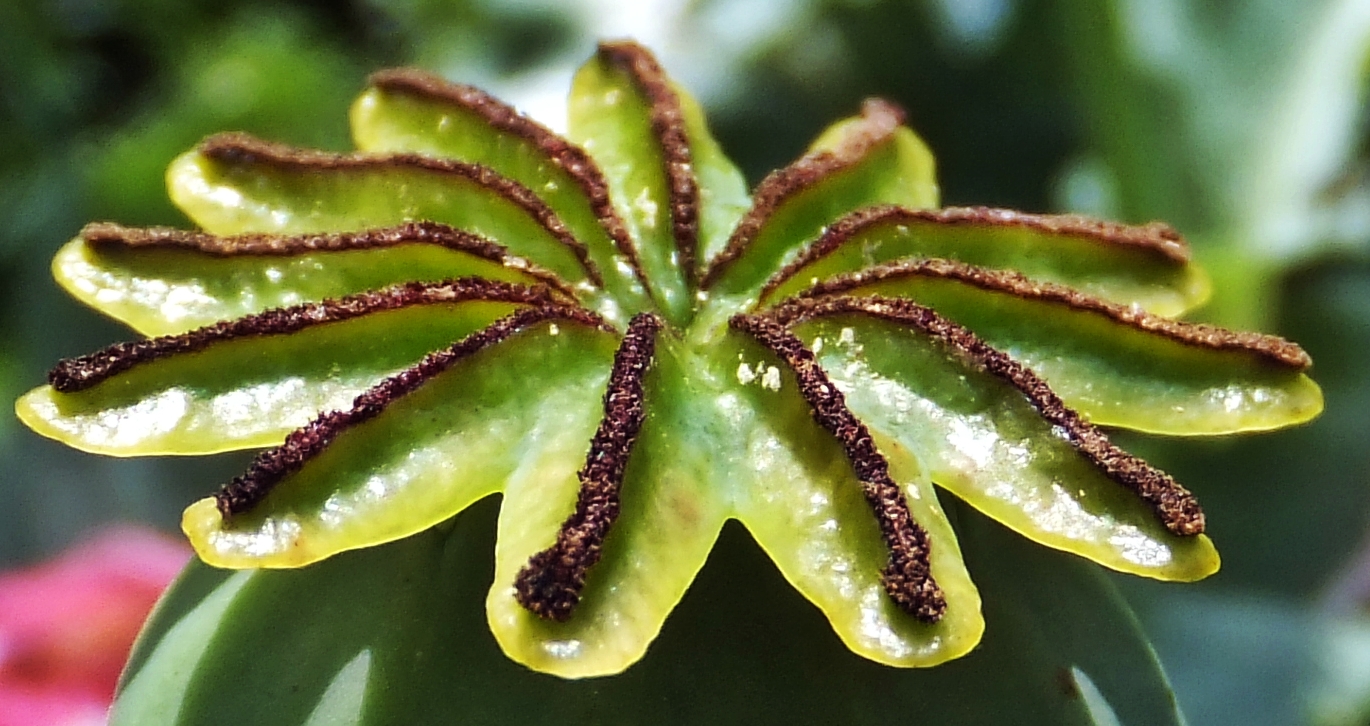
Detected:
left=81, top=220, right=579, bottom=300
left=729, top=313, right=947, bottom=622
left=514, top=312, right=663, bottom=621
left=366, top=69, right=647, bottom=288
left=215, top=304, right=611, bottom=517
left=197, top=132, right=603, bottom=286
left=700, top=98, right=906, bottom=289
left=769, top=295, right=1206, bottom=536
left=795, top=258, right=1310, bottom=369
left=760, top=205, right=1192, bottom=301
left=598, top=41, right=702, bottom=283
left=48, top=279, right=557, bottom=393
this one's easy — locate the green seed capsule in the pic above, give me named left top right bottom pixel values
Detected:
left=15, top=41, right=1320, bottom=691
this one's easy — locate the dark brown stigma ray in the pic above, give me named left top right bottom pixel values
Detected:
left=197, top=133, right=603, bottom=287
left=81, top=221, right=579, bottom=301
left=366, top=69, right=648, bottom=291
left=728, top=313, right=947, bottom=623
left=215, top=304, right=613, bottom=518
left=769, top=295, right=1206, bottom=537
left=700, top=99, right=906, bottom=290
left=795, top=258, right=1311, bottom=369
left=597, top=41, right=702, bottom=283
left=48, top=278, right=559, bottom=393
left=514, top=312, right=663, bottom=621
left=758, top=205, right=1193, bottom=302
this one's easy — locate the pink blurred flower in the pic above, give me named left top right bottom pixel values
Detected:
left=0, top=527, right=190, bottom=726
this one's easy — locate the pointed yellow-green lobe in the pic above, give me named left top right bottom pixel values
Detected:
left=166, top=134, right=603, bottom=299
left=759, top=206, right=1209, bottom=317
left=52, top=223, right=572, bottom=336
left=17, top=295, right=536, bottom=456
left=673, top=79, right=751, bottom=269
left=488, top=339, right=730, bottom=678
left=786, top=310, right=1220, bottom=582
left=700, top=100, right=939, bottom=300
left=713, top=332, right=982, bottom=667
left=185, top=316, right=618, bottom=569
left=15, top=38, right=1333, bottom=697
left=727, top=363, right=985, bottom=669
left=349, top=69, right=652, bottom=324
left=793, top=260, right=1320, bottom=435
left=566, top=42, right=749, bottom=326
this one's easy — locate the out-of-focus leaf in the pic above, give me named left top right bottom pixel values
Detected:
left=1310, top=615, right=1370, bottom=726
left=1056, top=0, right=1370, bottom=327
left=85, top=10, right=365, bottom=226
left=1124, top=585, right=1322, bottom=726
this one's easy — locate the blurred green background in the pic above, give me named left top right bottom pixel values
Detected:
left=3, top=0, right=1370, bottom=722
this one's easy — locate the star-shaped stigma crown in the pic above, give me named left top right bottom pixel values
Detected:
left=17, top=41, right=1321, bottom=679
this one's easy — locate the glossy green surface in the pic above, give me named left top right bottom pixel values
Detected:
left=706, top=121, right=939, bottom=299
left=52, top=234, right=555, bottom=336
left=17, top=300, right=523, bottom=455
left=184, top=320, right=617, bottom=570
left=349, top=81, right=651, bottom=320
left=167, top=146, right=598, bottom=294
left=567, top=56, right=689, bottom=324
left=761, top=215, right=1210, bottom=317
left=172, top=325, right=987, bottom=675
left=486, top=340, right=731, bottom=677
left=19, top=42, right=1323, bottom=691
left=789, top=314, right=1220, bottom=581
left=719, top=328, right=984, bottom=666
left=565, top=53, right=750, bottom=327
left=113, top=499, right=1182, bottom=725
left=675, top=85, right=752, bottom=267
left=815, top=275, right=1322, bottom=435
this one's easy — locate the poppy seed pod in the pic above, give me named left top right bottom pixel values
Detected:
left=16, top=41, right=1320, bottom=724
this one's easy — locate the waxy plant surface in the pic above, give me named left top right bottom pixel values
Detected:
left=17, top=42, right=1320, bottom=692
